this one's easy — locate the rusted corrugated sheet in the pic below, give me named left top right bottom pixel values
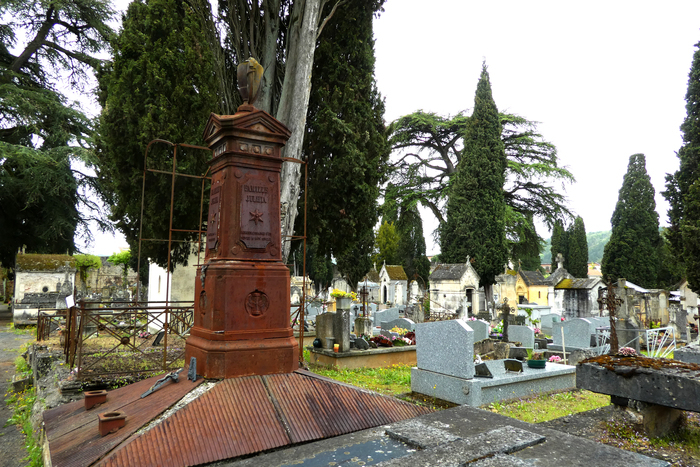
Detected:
left=266, top=370, right=431, bottom=444
left=93, top=370, right=431, bottom=467
left=98, top=376, right=289, bottom=467
left=43, top=372, right=203, bottom=467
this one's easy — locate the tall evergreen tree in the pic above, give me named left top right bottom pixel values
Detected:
left=602, top=154, right=661, bottom=287
left=96, top=0, right=220, bottom=269
left=440, top=64, right=508, bottom=303
left=0, top=0, right=114, bottom=270
left=549, top=220, right=567, bottom=269
left=373, top=221, right=400, bottom=267
left=567, top=216, right=589, bottom=278
left=665, top=41, right=700, bottom=291
left=300, top=0, right=389, bottom=289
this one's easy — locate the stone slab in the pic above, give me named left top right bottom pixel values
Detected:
left=508, top=325, right=535, bottom=348
left=576, top=356, right=700, bottom=412
left=229, top=400, right=670, bottom=467
left=673, top=344, right=700, bottom=364
left=378, top=425, right=545, bottom=466
left=415, top=320, right=474, bottom=379
left=384, top=419, right=461, bottom=448
left=471, top=454, right=537, bottom=466
left=412, top=360, right=576, bottom=407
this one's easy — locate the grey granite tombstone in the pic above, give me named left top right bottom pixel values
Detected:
left=369, top=303, right=378, bottom=313
left=508, top=325, right=535, bottom=349
left=315, top=313, right=335, bottom=349
left=553, top=318, right=594, bottom=349
left=539, top=313, right=560, bottom=335
left=415, top=319, right=474, bottom=379
left=466, top=319, right=490, bottom=343
left=373, top=308, right=400, bottom=327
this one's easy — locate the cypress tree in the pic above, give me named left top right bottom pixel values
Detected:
left=96, top=0, right=220, bottom=269
left=301, top=0, right=389, bottom=289
left=549, top=220, right=567, bottom=269
left=567, top=216, right=589, bottom=278
left=602, top=154, right=660, bottom=287
left=395, top=203, right=431, bottom=285
left=665, top=41, right=700, bottom=291
left=440, top=64, right=508, bottom=303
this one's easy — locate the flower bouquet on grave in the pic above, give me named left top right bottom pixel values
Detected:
left=617, top=347, right=637, bottom=357
left=489, top=321, right=504, bottom=340
left=404, top=331, right=416, bottom=345
left=370, top=335, right=393, bottom=347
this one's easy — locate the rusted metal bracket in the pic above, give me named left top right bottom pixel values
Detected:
left=141, top=368, right=183, bottom=398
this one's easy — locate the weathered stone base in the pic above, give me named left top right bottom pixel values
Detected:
left=308, top=346, right=416, bottom=370
left=412, top=360, right=576, bottom=407
left=185, top=334, right=298, bottom=379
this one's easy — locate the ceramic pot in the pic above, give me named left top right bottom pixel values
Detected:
left=527, top=359, right=546, bottom=368
left=312, top=338, right=322, bottom=348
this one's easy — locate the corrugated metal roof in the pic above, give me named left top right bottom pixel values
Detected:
left=43, top=372, right=203, bottom=467
left=46, top=370, right=431, bottom=467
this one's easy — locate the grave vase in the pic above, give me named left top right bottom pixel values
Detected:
left=527, top=359, right=546, bottom=368
left=336, top=298, right=352, bottom=310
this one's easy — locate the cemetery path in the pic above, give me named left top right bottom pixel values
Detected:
left=0, top=309, right=35, bottom=467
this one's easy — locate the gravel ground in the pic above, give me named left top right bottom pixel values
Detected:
left=0, top=307, right=35, bottom=467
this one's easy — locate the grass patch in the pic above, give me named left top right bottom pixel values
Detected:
left=310, top=364, right=412, bottom=396
left=486, top=389, right=610, bottom=423
left=4, top=352, right=42, bottom=467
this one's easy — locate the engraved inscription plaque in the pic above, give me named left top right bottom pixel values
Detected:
left=207, top=183, right=221, bottom=250
left=240, top=178, right=273, bottom=249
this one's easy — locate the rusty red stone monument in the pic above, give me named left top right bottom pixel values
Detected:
left=185, top=59, right=298, bottom=378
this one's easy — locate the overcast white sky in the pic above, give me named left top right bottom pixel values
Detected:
left=373, top=0, right=700, bottom=254
left=83, top=1, right=700, bottom=257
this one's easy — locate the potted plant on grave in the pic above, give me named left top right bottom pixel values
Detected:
left=490, top=321, right=504, bottom=340
left=330, top=289, right=356, bottom=310
left=527, top=350, right=546, bottom=368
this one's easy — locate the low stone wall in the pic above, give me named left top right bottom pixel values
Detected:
left=308, top=346, right=416, bottom=370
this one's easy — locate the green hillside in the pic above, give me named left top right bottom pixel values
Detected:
left=541, top=230, right=611, bottom=264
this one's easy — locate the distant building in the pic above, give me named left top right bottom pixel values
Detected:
left=379, top=263, right=408, bottom=305
left=429, top=261, right=481, bottom=315
left=13, top=253, right=76, bottom=323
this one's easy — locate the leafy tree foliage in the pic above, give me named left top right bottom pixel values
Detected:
left=96, top=0, right=220, bottom=270
left=567, top=216, right=589, bottom=278
left=0, top=0, right=114, bottom=271
left=74, top=254, right=101, bottom=292
left=382, top=184, right=431, bottom=285
left=440, top=64, right=508, bottom=301
left=373, top=221, right=399, bottom=268
left=297, top=0, right=388, bottom=288
left=107, top=250, right=131, bottom=288
left=665, top=41, right=700, bottom=291
left=388, top=110, right=574, bottom=257
left=602, top=154, right=661, bottom=288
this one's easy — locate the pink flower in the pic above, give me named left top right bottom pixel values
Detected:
left=561, top=317, right=565, bottom=321
left=548, top=355, right=562, bottom=363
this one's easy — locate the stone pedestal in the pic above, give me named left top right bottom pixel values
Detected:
left=355, top=317, right=373, bottom=338
left=184, top=107, right=298, bottom=379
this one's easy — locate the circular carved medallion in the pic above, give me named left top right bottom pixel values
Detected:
left=269, top=244, right=279, bottom=257
left=268, top=175, right=275, bottom=182
left=234, top=169, right=243, bottom=178
left=245, top=290, right=270, bottom=317
left=231, top=244, right=242, bottom=255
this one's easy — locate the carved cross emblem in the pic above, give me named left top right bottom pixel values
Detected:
left=250, top=209, right=264, bottom=225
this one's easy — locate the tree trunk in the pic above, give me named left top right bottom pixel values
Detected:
left=277, top=0, right=323, bottom=263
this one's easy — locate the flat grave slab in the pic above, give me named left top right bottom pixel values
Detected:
left=577, top=355, right=700, bottom=412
